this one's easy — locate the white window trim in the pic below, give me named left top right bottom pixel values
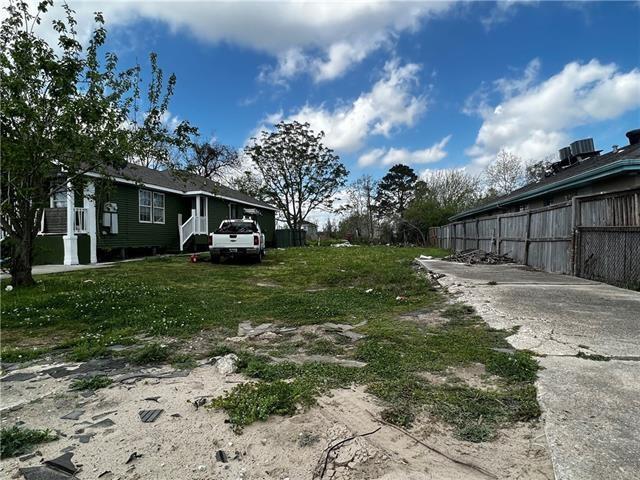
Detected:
left=139, top=189, right=152, bottom=224
left=152, top=192, right=165, bottom=225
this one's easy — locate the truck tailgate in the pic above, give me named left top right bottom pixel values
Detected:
left=213, top=234, right=254, bottom=248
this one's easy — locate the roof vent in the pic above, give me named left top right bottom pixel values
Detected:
left=570, top=138, right=596, bottom=156
left=626, top=129, right=640, bottom=146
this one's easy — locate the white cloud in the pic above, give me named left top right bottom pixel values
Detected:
left=465, top=59, right=640, bottom=166
left=266, top=60, right=428, bottom=152
left=17, top=1, right=453, bottom=83
left=358, top=135, right=451, bottom=167
left=481, top=1, right=537, bottom=30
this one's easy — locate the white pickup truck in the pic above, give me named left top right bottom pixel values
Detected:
left=209, top=217, right=265, bottom=263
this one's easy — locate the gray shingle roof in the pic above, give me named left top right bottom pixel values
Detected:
left=451, top=142, right=640, bottom=221
left=108, top=163, right=277, bottom=211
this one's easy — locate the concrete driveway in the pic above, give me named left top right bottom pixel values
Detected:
left=418, top=259, right=640, bottom=480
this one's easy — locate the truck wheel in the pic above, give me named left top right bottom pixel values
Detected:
left=211, top=254, right=221, bottom=264
left=255, top=253, right=262, bottom=263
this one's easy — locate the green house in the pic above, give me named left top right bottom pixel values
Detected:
left=34, top=163, right=277, bottom=265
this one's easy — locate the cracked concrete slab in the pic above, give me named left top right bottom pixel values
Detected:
left=418, top=259, right=640, bottom=480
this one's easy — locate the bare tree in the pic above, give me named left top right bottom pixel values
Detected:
left=419, top=169, right=482, bottom=211
left=339, top=175, right=377, bottom=241
left=525, top=154, right=555, bottom=184
left=484, top=150, right=525, bottom=195
left=186, top=141, right=240, bottom=179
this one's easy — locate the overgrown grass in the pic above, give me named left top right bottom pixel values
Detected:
left=0, top=426, right=58, bottom=459
left=70, top=375, right=113, bottom=391
left=1, top=246, right=541, bottom=442
left=1, top=247, right=447, bottom=357
left=0, top=346, right=50, bottom=364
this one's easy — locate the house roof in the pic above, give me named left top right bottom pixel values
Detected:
left=450, top=141, right=640, bottom=221
left=99, top=163, right=277, bottom=211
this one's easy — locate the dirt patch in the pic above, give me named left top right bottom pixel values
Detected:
left=1, top=361, right=553, bottom=480
left=398, top=309, right=447, bottom=327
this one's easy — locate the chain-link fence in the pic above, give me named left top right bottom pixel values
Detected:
left=576, top=227, right=640, bottom=289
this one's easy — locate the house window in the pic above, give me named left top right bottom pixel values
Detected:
left=153, top=192, right=165, bottom=224
left=139, top=190, right=152, bottom=223
left=140, top=190, right=165, bottom=223
left=52, top=190, right=67, bottom=208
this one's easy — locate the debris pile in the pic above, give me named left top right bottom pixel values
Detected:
left=443, top=249, right=513, bottom=265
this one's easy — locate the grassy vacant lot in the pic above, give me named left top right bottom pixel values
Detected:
left=1, top=246, right=540, bottom=442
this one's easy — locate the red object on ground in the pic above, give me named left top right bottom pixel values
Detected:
left=190, top=254, right=198, bottom=263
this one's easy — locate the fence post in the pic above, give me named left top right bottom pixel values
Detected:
left=476, top=218, right=480, bottom=250
left=523, top=210, right=532, bottom=266
left=570, top=196, right=579, bottom=275
left=496, top=216, right=501, bottom=255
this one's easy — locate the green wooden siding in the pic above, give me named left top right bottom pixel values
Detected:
left=97, top=183, right=185, bottom=250
left=97, top=182, right=277, bottom=250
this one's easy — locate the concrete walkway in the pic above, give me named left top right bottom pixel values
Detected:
left=0, top=257, right=153, bottom=280
left=418, top=259, right=640, bottom=480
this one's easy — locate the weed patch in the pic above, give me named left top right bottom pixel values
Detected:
left=70, top=375, right=113, bottom=391
left=485, top=351, right=539, bottom=382
left=1, top=426, right=57, bottom=459
left=171, top=354, right=197, bottom=370
left=576, top=351, right=609, bottom=361
left=128, top=343, right=171, bottom=365
left=209, top=380, right=315, bottom=432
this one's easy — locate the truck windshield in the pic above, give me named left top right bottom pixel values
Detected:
left=215, top=221, right=257, bottom=234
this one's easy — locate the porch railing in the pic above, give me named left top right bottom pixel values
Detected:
left=74, top=207, right=87, bottom=233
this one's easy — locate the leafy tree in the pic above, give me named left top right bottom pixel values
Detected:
left=128, top=53, right=197, bottom=170
left=231, top=170, right=266, bottom=201
left=186, top=141, right=239, bottom=179
left=484, top=149, right=525, bottom=196
left=0, top=1, right=193, bottom=286
left=245, top=121, right=348, bottom=244
left=375, top=164, right=418, bottom=218
left=1, top=1, right=135, bottom=286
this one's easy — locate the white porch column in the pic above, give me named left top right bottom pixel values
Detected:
left=63, top=181, right=79, bottom=265
left=83, top=181, right=98, bottom=264
left=195, top=195, right=201, bottom=234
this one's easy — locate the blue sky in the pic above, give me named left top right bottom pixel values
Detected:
left=31, top=1, right=640, bottom=182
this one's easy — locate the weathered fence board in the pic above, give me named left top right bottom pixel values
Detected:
left=429, top=188, right=640, bottom=285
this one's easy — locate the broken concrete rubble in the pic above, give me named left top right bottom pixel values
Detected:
left=215, top=354, right=239, bottom=375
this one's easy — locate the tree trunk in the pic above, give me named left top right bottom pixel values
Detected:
left=11, top=231, right=35, bottom=287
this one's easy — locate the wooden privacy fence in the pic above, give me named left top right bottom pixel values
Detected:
left=429, top=188, right=640, bottom=287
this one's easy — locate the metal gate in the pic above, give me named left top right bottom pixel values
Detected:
left=575, top=227, right=640, bottom=289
